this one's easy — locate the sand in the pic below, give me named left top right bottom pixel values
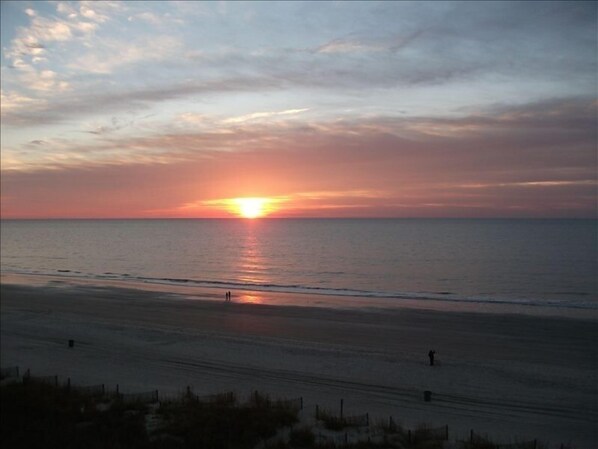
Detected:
left=1, top=278, right=596, bottom=447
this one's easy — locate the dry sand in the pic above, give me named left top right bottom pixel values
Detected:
left=1, top=279, right=596, bottom=447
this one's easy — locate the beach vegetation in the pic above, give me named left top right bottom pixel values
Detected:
left=0, top=381, right=148, bottom=449
left=288, top=426, right=316, bottom=447
left=153, top=390, right=298, bottom=448
left=0, top=380, right=550, bottom=449
left=0, top=381, right=299, bottom=449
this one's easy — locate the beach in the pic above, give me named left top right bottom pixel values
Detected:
left=1, top=278, right=596, bottom=447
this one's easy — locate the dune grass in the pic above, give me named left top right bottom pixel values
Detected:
left=1, top=380, right=548, bottom=449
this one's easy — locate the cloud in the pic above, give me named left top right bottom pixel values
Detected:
left=316, top=39, right=385, bottom=54
left=222, top=108, right=309, bottom=124
left=177, top=112, right=207, bottom=125
left=24, top=69, right=70, bottom=92
left=2, top=106, right=595, bottom=218
left=3, top=98, right=594, bottom=207
left=85, top=117, right=134, bottom=135
left=0, top=90, right=46, bottom=114
left=128, top=12, right=162, bottom=25
left=2, top=3, right=111, bottom=101
left=69, top=35, right=182, bottom=74
left=0, top=76, right=284, bottom=127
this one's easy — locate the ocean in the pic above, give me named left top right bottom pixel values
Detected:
left=1, top=219, right=596, bottom=311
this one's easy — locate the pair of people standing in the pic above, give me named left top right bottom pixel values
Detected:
left=225, top=291, right=232, bottom=302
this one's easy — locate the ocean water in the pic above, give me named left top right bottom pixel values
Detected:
left=1, top=219, right=596, bottom=310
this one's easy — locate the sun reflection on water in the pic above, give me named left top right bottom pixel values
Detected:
left=236, top=293, right=264, bottom=304
left=237, top=222, right=269, bottom=285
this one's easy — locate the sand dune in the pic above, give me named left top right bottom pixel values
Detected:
left=1, top=280, right=596, bottom=447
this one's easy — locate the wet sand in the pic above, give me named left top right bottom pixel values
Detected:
left=1, top=280, right=596, bottom=447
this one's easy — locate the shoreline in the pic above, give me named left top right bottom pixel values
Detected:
left=2, top=272, right=596, bottom=320
left=1, top=278, right=597, bottom=447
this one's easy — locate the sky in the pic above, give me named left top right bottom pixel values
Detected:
left=1, top=1, right=596, bottom=219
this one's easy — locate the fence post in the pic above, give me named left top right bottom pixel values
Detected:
left=408, top=429, right=411, bottom=444
left=470, top=429, right=474, bottom=443
left=533, top=440, right=537, bottom=449
left=316, top=404, right=319, bottom=420
left=102, top=384, right=105, bottom=396
left=344, top=432, right=348, bottom=444
left=54, top=375, right=58, bottom=387
left=445, top=424, right=449, bottom=440
left=300, top=397, right=303, bottom=410
left=366, top=412, right=369, bottom=427
left=340, top=398, right=344, bottom=419
left=155, top=390, right=159, bottom=402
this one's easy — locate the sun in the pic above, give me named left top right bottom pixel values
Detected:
left=235, top=197, right=268, bottom=219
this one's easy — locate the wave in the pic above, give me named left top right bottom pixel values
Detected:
left=3, top=267, right=597, bottom=310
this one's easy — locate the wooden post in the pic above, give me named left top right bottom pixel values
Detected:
left=101, top=384, right=105, bottom=395
left=155, top=390, right=159, bottom=402
left=300, top=396, right=303, bottom=410
left=366, top=412, right=369, bottom=427
left=340, top=398, right=344, bottom=419
left=344, top=432, right=348, bottom=444
left=408, top=429, right=411, bottom=444
left=533, top=440, right=537, bottom=449
left=67, top=377, right=71, bottom=391
left=315, top=404, right=319, bottom=420
left=470, top=429, right=474, bottom=443
left=445, top=424, right=449, bottom=440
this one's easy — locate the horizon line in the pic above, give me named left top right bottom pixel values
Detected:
left=1, top=216, right=596, bottom=221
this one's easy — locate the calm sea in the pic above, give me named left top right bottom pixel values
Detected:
left=1, top=219, right=596, bottom=310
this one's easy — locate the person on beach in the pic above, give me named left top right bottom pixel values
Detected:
left=428, top=350, right=436, bottom=366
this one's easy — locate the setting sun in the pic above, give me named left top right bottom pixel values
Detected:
left=235, top=198, right=269, bottom=218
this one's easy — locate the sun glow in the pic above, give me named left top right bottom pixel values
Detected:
left=235, top=197, right=269, bottom=218
left=201, top=196, right=283, bottom=218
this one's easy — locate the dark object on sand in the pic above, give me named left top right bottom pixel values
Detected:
left=424, top=390, right=432, bottom=402
left=69, top=339, right=74, bottom=348
left=428, top=350, right=435, bottom=366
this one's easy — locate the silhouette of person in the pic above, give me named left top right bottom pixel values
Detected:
left=428, top=350, right=436, bottom=366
